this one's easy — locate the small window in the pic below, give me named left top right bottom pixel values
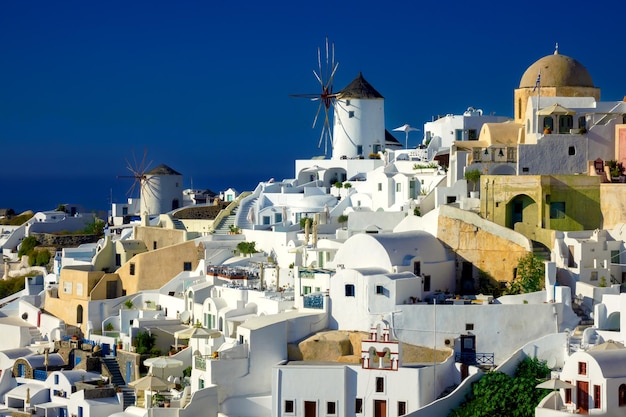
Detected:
left=466, top=323, right=474, bottom=331
left=355, top=398, right=363, bottom=414
left=565, top=381, right=572, bottom=404
left=578, top=361, right=587, bottom=375
left=468, top=129, right=478, bottom=141
left=569, top=146, right=576, bottom=156
left=285, top=400, right=294, bottom=413
left=346, top=100, right=351, bottom=106
left=345, top=284, right=355, bottom=297
left=378, top=183, right=382, bottom=191
left=54, top=374, right=59, bottom=384
left=446, top=196, right=457, bottom=204
left=423, top=275, right=431, bottom=292
left=303, top=286, right=311, bottom=295
left=129, top=263, right=135, bottom=276
left=522, top=167, right=529, bottom=173
left=375, top=377, right=384, bottom=393
left=594, top=384, right=601, bottom=409
left=376, top=285, right=384, bottom=295
left=611, top=250, right=619, bottom=264
left=550, top=202, right=566, bottom=219
left=183, top=262, right=192, bottom=271
left=590, top=271, right=598, bottom=281
left=349, top=111, right=355, bottom=118
left=153, top=241, right=157, bottom=250
left=396, top=183, right=401, bottom=192
left=327, top=401, right=336, bottom=415
left=398, top=401, right=407, bottom=416
left=619, top=384, right=626, bottom=406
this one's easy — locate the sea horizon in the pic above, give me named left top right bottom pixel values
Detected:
left=1, top=172, right=261, bottom=218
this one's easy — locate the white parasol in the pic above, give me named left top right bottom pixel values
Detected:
left=536, top=378, right=576, bottom=409
left=143, top=356, right=183, bottom=379
left=393, top=124, right=420, bottom=149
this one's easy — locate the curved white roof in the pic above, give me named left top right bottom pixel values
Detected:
left=334, top=231, right=447, bottom=271
left=586, top=349, right=626, bottom=378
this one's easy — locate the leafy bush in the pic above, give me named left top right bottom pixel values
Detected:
left=506, top=253, right=545, bottom=295
left=134, top=331, right=157, bottom=355
left=451, top=357, right=550, bottom=417
left=0, top=276, right=26, bottom=299
left=236, top=241, right=257, bottom=256
left=18, top=236, right=39, bottom=258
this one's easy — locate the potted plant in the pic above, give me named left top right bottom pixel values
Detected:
left=124, top=299, right=134, bottom=309
left=464, top=169, right=481, bottom=198
left=104, top=322, right=114, bottom=332
left=543, top=126, right=552, bottom=134
left=228, top=225, right=240, bottom=235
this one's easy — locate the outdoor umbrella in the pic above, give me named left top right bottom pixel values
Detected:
left=143, top=356, right=183, bottom=379
left=393, top=124, right=420, bottom=149
left=589, top=340, right=625, bottom=351
left=537, top=103, right=576, bottom=134
left=536, top=378, right=576, bottom=409
left=174, top=326, right=222, bottom=355
left=129, top=374, right=174, bottom=407
left=129, top=374, right=174, bottom=391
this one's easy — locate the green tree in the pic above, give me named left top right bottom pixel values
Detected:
left=464, top=169, right=481, bottom=192
left=451, top=357, right=550, bottom=417
left=134, top=331, right=157, bottom=355
left=18, top=236, right=39, bottom=258
left=506, top=253, right=545, bottom=295
left=337, top=214, right=348, bottom=228
left=237, top=241, right=257, bottom=257
left=343, top=182, right=352, bottom=189
left=83, top=217, right=105, bottom=236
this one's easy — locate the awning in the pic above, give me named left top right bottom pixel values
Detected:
left=537, top=103, right=576, bottom=116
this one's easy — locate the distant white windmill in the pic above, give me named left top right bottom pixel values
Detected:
left=393, top=124, right=420, bottom=149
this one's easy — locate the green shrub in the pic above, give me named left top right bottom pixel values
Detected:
left=18, top=236, right=39, bottom=258
left=451, top=357, right=550, bottom=417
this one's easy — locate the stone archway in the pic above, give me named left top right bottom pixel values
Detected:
left=505, top=194, right=538, bottom=230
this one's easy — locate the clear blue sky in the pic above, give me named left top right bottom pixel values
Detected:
left=1, top=0, right=624, bottom=213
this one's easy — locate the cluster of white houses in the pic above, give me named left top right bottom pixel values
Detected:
left=2, top=46, right=626, bottom=417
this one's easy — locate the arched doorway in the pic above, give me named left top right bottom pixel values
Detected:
left=506, top=194, right=537, bottom=229
left=76, top=305, right=83, bottom=324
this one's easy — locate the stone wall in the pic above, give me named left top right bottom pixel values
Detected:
left=32, top=233, right=100, bottom=248
left=437, top=205, right=531, bottom=287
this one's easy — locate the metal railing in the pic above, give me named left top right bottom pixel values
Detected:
left=455, top=352, right=495, bottom=366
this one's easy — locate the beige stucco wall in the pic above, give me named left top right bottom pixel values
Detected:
left=514, top=86, right=600, bottom=124
left=437, top=205, right=531, bottom=285
left=600, top=183, right=626, bottom=229
left=134, top=225, right=187, bottom=252
left=45, top=267, right=122, bottom=332
left=117, top=240, right=200, bottom=294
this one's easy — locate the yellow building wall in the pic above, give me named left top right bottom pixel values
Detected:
left=134, top=226, right=187, bottom=252
left=514, top=86, right=600, bottom=124
left=437, top=207, right=530, bottom=285
left=600, top=183, right=626, bottom=230
left=117, top=240, right=200, bottom=294
left=481, top=175, right=601, bottom=232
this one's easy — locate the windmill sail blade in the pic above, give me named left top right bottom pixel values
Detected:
left=312, top=101, right=323, bottom=128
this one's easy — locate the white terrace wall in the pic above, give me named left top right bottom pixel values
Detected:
left=392, top=303, right=566, bottom=365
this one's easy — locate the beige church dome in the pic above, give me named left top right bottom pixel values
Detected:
left=519, top=51, right=594, bottom=88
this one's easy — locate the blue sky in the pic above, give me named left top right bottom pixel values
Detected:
left=1, top=1, right=624, bottom=213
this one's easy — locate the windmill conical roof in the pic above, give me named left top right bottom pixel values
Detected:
left=338, top=72, right=383, bottom=99
left=147, top=164, right=182, bottom=176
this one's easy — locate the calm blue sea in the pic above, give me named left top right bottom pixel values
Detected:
left=0, top=172, right=262, bottom=218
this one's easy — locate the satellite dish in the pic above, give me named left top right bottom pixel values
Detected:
left=179, top=311, right=190, bottom=324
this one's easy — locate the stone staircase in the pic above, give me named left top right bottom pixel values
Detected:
left=214, top=205, right=239, bottom=235
left=236, top=197, right=258, bottom=230
left=102, top=357, right=135, bottom=409
left=531, top=240, right=551, bottom=261
left=171, top=217, right=186, bottom=231
left=29, top=327, right=43, bottom=344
